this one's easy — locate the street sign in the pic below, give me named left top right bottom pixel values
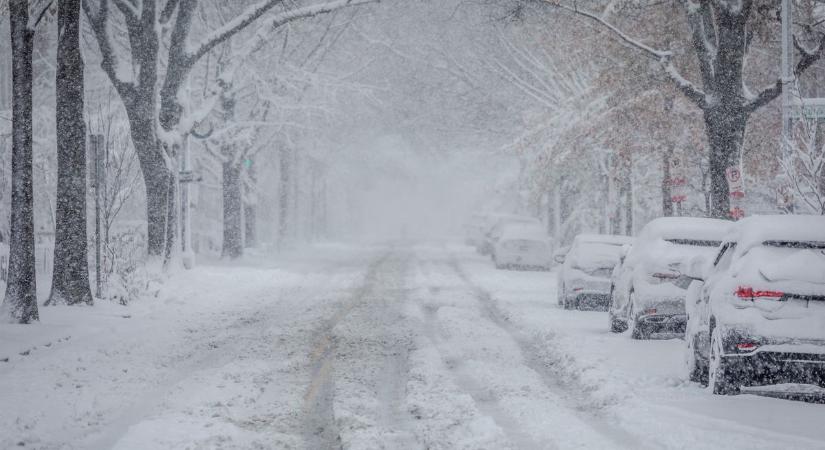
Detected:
left=669, top=153, right=687, bottom=203
left=725, top=167, right=744, bottom=194
left=726, top=166, right=746, bottom=220
left=179, top=170, right=201, bottom=183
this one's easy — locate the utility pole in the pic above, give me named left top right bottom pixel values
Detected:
left=780, top=0, right=796, bottom=213
left=180, top=135, right=194, bottom=269
left=90, top=134, right=103, bottom=298
left=781, top=0, right=793, bottom=141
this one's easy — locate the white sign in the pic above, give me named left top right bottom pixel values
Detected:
left=725, top=166, right=744, bottom=194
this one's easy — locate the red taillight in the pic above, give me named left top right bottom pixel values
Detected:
left=735, top=286, right=784, bottom=299
left=644, top=308, right=657, bottom=315
left=735, top=342, right=759, bottom=352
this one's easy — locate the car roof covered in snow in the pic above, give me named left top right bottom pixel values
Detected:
left=500, top=224, right=548, bottom=241
left=638, top=217, right=731, bottom=242
left=573, top=234, right=633, bottom=246
left=727, top=214, right=825, bottom=253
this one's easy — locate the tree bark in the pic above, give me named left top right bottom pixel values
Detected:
left=221, top=161, right=243, bottom=259
left=705, top=107, right=747, bottom=219
left=47, top=0, right=93, bottom=306
left=278, top=147, right=291, bottom=247
left=244, top=203, right=256, bottom=248
left=3, top=0, right=38, bottom=323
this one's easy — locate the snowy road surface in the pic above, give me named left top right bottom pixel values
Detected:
left=2, top=243, right=824, bottom=449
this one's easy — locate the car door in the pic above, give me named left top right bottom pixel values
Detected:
left=611, top=247, right=636, bottom=319
left=696, top=242, right=736, bottom=358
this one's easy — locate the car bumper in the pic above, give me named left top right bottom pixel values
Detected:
left=634, top=294, right=686, bottom=333
left=721, top=333, right=825, bottom=385
left=637, top=313, right=687, bottom=333
left=496, top=253, right=551, bottom=269
left=565, top=278, right=612, bottom=311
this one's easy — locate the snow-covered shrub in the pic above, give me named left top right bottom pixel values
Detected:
left=103, top=231, right=161, bottom=305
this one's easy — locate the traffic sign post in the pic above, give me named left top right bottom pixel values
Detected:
left=669, top=153, right=687, bottom=213
left=726, top=166, right=745, bottom=220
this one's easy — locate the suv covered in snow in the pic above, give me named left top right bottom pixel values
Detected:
left=684, top=215, right=825, bottom=395
left=493, top=224, right=552, bottom=271
left=609, top=217, right=729, bottom=339
left=557, top=234, right=632, bottom=310
left=480, top=214, right=541, bottom=256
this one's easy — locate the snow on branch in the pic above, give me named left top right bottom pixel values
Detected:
left=82, top=0, right=136, bottom=98
left=188, top=0, right=377, bottom=68
left=546, top=0, right=708, bottom=109
left=743, top=33, right=825, bottom=113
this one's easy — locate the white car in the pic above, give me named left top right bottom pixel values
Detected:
left=493, top=225, right=552, bottom=271
left=609, top=217, right=730, bottom=339
left=557, top=234, right=632, bottom=310
left=481, top=214, right=542, bottom=256
left=684, top=215, right=825, bottom=395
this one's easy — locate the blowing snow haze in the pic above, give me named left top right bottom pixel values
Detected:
left=2, top=0, right=825, bottom=449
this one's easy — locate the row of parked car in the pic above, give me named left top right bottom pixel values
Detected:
left=467, top=212, right=825, bottom=395
left=464, top=213, right=554, bottom=271
left=556, top=215, right=825, bottom=395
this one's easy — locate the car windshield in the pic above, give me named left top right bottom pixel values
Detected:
left=665, top=238, right=722, bottom=247
left=573, top=242, right=623, bottom=269
left=762, top=240, right=825, bottom=249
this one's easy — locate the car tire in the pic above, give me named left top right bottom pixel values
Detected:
left=628, top=292, right=649, bottom=340
left=563, top=294, right=574, bottom=310
left=687, top=334, right=709, bottom=385
left=709, top=328, right=740, bottom=395
left=609, top=312, right=627, bottom=333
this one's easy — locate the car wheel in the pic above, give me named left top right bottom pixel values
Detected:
left=562, top=293, right=574, bottom=310
left=709, top=328, right=740, bottom=395
left=628, top=292, right=649, bottom=340
left=609, top=311, right=627, bottom=333
left=608, top=287, right=626, bottom=333
left=687, top=334, right=708, bottom=385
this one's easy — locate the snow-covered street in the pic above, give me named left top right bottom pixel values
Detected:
left=2, top=243, right=823, bottom=450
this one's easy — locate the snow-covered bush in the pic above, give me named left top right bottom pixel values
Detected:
left=103, top=231, right=160, bottom=305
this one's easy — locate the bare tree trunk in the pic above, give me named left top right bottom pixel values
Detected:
left=244, top=164, right=257, bottom=248
left=623, top=158, right=633, bottom=235
left=705, top=107, right=746, bottom=219
left=278, top=147, right=291, bottom=247
left=244, top=204, right=256, bottom=247
left=221, top=161, right=243, bottom=259
left=47, top=0, right=93, bottom=306
left=3, top=0, right=38, bottom=323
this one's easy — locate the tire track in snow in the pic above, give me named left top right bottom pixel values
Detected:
left=447, top=256, right=649, bottom=450
left=414, top=256, right=551, bottom=450
left=302, top=250, right=416, bottom=449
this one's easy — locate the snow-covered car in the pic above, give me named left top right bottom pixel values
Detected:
left=684, top=215, right=825, bottom=395
left=609, top=217, right=730, bottom=339
left=557, top=234, right=632, bottom=310
left=480, top=214, right=542, bottom=256
left=493, top=225, right=552, bottom=270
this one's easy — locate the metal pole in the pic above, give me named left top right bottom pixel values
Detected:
left=94, top=134, right=102, bottom=298
left=181, top=135, right=194, bottom=269
left=781, top=0, right=793, bottom=139
left=780, top=0, right=796, bottom=213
